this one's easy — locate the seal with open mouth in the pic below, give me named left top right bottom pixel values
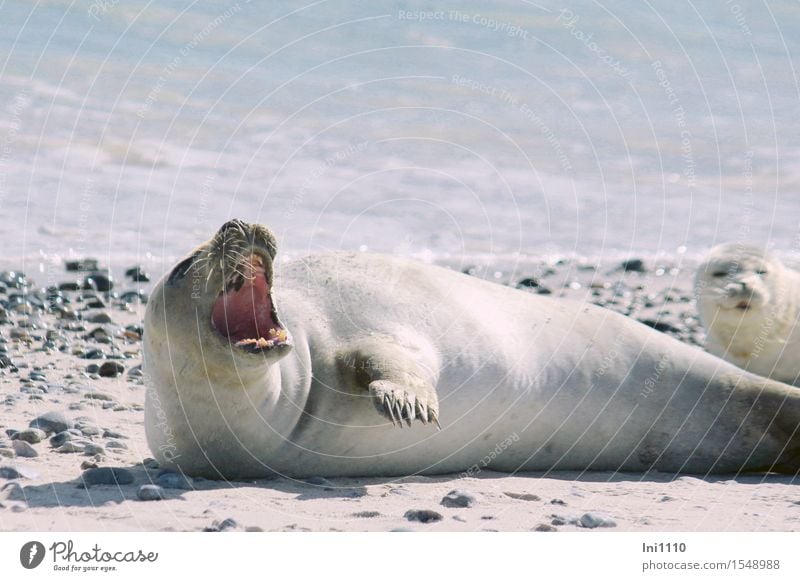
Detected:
left=144, top=221, right=800, bottom=478
left=695, top=243, right=800, bottom=385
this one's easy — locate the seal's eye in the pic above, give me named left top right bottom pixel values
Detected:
left=712, top=271, right=728, bottom=278
left=756, top=269, right=768, bottom=276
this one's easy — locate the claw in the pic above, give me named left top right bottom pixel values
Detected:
left=416, top=400, right=429, bottom=424
left=430, top=408, right=441, bottom=431
left=384, top=398, right=398, bottom=426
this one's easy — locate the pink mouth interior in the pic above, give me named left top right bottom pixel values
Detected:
left=211, top=271, right=284, bottom=347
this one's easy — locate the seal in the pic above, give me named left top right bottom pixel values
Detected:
left=695, top=243, right=800, bottom=385
left=144, top=221, right=800, bottom=478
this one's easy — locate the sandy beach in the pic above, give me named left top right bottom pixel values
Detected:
left=2, top=255, right=798, bottom=533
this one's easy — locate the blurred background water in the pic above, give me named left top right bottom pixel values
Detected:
left=1, top=0, right=799, bottom=279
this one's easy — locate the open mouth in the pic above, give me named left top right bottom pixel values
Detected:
left=210, top=253, right=289, bottom=354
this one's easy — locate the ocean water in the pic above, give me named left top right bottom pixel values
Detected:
left=1, top=0, right=799, bottom=279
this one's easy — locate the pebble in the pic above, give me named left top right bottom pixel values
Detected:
left=533, top=524, right=558, bottom=532
left=440, top=490, right=476, bottom=508
left=98, top=361, right=125, bottom=378
left=352, top=510, right=380, bottom=518
left=82, top=272, right=114, bottom=292
left=57, top=441, right=87, bottom=454
left=66, top=259, right=99, bottom=272
left=504, top=492, right=541, bottom=502
left=105, top=440, right=128, bottom=450
left=87, top=312, right=113, bottom=324
left=84, top=391, right=114, bottom=401
left=203, top=517, right=238, bottom=532
left=404, top=509, right=443, bottom=523
left=49, top=431, right=74, bottom=448
left=619, top=258, right=646, bottom=273
left=137, top=484, right=165, bottom=501
left=80, top=467, right=135, bottom=487
left=82, top=349, right=105, bottom=360
left=0, top=449, right=13, bottom=459
left=29, top=411, right=72, bottom=435
left=157, top=471, right=194, bottom=490
left=12, top=440, right=38, bottom=458
left=15, top=429, right=46, bottom=444
left=103, top=429, right=127, bottom=439
left=81, top=461, right=98, bottom=470
left=579, top=512, right=617, bottom=529
left=83, top=443, right=105, bottom=456
left=125, top=266, right=151, bottom=282
left=77, top=423, right=101, bottom=437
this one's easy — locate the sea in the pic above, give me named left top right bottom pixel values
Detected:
left=1, top=0, right=799, bottom=281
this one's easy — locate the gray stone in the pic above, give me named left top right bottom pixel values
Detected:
left=504, top=492, right=541, bottom=502
left=98, top=361, right=125, bottom=378
left=15, top=429, right=46, bottom=444
left=49, top=431, right=74, bottom=448
left=105, top=440, right=128, bottom=450
left=579, top=512, right=617, bottom=529
left=404, top=509, right=443, bottom=523
left=29, top=411, right=72, bottom=434
left=441, top=490, right=476, bottom=508
left=12, top=440, right=38, bottom=458
left=80, top=467, right=135, bottom=487
left=83, top=443, right=105, bottom=456
left=57, top=441, right=87, bottom=454
left=533, top=524, right=558, bottom=532
left=137, top=484, right=165, bottom=501
left=156, top=471, right=193, bottom=490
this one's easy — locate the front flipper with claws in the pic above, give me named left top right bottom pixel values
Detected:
left=335, top=336, right=441, bottom=429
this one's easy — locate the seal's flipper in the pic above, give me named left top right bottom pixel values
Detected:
left=369, top=379, right=440, bottom=429
left=336, top=337, right=440, bottom=429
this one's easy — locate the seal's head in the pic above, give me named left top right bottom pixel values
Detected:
left=695, top=243, right=782, bottom=318
left=155, top=219, right=292, bottom=370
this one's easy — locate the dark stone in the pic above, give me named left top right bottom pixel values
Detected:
left=49, top=431, right=74, bottom=448
left=404, top=509, right=443, bottom=523
left=82, top=349, right=106, bottom=360
left=80, top=467, right=135, bottom=487
left=98, top=361, right=125, bottom=378
left=86, top=364, right=100, bottom=374
left=516, top=277, right=540, bottom=289
left=66, top=259, right=99, bottom=272
left=125, top=266, right=150, bottom=282
left=440, top=490, right=476, bottom=508
left=536, top=287, right=553, bottom=295
left=58, top=281, right=81, bottom=291
left=29, top=411, right=72, bottom=435
left=533, top=524, right=557, bottom=532
left=82, top=272, right=114, bottom=292
left=120, top=291, right=148, bottom=305
left=619, top=259, right=646, bottom=273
